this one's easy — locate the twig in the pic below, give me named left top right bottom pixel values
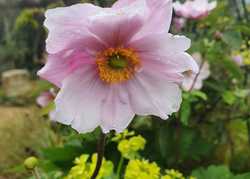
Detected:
left=188, top=59, right=205, bottom=92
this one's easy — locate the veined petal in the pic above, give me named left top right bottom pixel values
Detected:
left=45, top=3, right=107, bottom=54
left=140, top=52, right=199, bottom=74
left=88, top=0, right=148, bottom=47
left=127, top=72, right=182, bottom=119
left=38, top=50, right=94, bottom=87
left=129, top=33, right=191, bottom=53
left=113, top=0, right=173, bottom=36
left=54, top=66, right=108, bottom=133
left=101, top=85, right=134, bottom=133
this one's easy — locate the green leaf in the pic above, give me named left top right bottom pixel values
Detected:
left=180, top=99, right=191, bottom=126
left=191, top=90, right=208, bottom=101
left=192, top=165, right=250, bottom=179
left=222, top=31, right=242, bottom=50
left=41, top=146, right=83, bottom=169
left=222, top=57, right=243, bottom=80
left=234, top=173, right=250, bottom=179
left=234, top=89, right=249, bottom=98
left=39, top=102, right=55, bottom=116
left=192, top=165, right=233, bottom=179
left=222, top=91, right=236, bottom=105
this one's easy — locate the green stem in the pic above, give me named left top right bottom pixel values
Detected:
left=32, top=168, right=41, bottom=179
left=116, top=157, right=124, bottom=179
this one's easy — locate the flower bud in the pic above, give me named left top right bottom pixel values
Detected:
left=24, top=156, right=38, bottom=170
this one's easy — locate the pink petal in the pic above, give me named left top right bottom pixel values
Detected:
left=136, top=0, right=173, bottom=38
left=101, top=85, right=134, bottom=133
left=113, top=0, right=173, bottom=37
left=45, top=3, right=107, bottom=54
left=54, top=66, right=108, bottom=133
left=112, top=0, right=134, bottom=8
left=38, top=50, right=94, bottom=87
left=127, top=72, right=182, bottom=119
left=36, top=92, right=54, bottom=107
left=88, top=0, right=148, bottom=47
left=129, top=33, right=191, bottom=53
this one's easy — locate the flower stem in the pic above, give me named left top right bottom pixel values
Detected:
left=91, top=132, right=106, bottom=179
left=32, top=168, right=41, bottom=179
left=116, top=156, right=124, bottom=179
left=188, top=59, right=205, bottom=92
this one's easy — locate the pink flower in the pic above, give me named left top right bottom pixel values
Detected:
left=232, top=55, right=243, bottom=66
left=173, top=0, right=217, bottom=19
left=37, top=89, right=56, bottom=119
left=38, top=0, right=198, bottom=133
left=182, top=53, right=210, bottom=91
left=173, top=17, right=186, bottom=32
left=36, top=90, right=55, bottom=107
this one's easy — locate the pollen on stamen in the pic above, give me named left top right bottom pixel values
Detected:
left=96, top=48, right=141, bottom=84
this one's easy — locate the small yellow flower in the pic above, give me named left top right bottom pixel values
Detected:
left=161, top=175, right=173, bottom=179
left=164, top=169, right=185, bottom=179
left=64, top=154, right=113, bottom=179
left=112, top=129, right=135, bottom=142
left=118, top=135, right=146, bottom=159
left=189, top=176, right=197, bottom=179
left=125, top=159, right=160, bottom=179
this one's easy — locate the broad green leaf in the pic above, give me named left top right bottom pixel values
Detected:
left=222, top=31, right=242, bottom=50
left=191, top=90, right=208, bottom=100
left=222, top=91, right=236, bottom=105
left=192, top=165, right=233, bottom=179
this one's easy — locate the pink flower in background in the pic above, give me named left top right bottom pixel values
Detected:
left=173, top=17, right=186, bottom=32
left=36, top=90, right=55, bottom=107
left=38, top=0, right=198, bottom=133
left=182, top=53, right=210, bottom=91
left=232, top=55, right=243, bottom=66
left=37, top=89, right=56, bottom=119
left=173, top=0, right=217, bottom=19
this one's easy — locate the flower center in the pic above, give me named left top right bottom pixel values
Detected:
left=96, top=48, right=141, bottom=84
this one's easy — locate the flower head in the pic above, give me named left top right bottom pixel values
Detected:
left=36, top=89, right=55, bottom=107
left=37, top=89, right=56, bottom=119
left=163, top=169, right=185, bottom=179
left=64, top=154, right=113, bottom=179
left=38, top=0, right=198, bottom=133
left=232, top=55, right=244, bottom=66
left=182, top=53, right=210, bottom=91
left=118, top=135, right=146, bottom=159
left=125, top=159, right=160, bottom=179
left=173, top=0, right=217, bottom=19
left=173, top=17, right=186, bottom=32
left=232, top=43, right=250, bottom=66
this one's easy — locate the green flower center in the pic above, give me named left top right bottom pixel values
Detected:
left=108, top=55, right=128, bottom=69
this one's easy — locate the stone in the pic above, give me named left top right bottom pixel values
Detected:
left=1, top=69, right=32, bottom=97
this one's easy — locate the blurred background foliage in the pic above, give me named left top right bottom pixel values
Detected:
left=0, top=0, right=250, bottom=179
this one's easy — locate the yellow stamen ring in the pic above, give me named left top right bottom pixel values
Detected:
left=96, top=48, right=141, bottom=84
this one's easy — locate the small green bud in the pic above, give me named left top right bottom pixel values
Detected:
left=24, top=156, right=38, bottom=170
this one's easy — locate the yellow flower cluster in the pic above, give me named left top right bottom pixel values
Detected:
left=118, top=135, right=146, bottom=159
left=124, top=159, right=160, bottom=179
left=64, top=154, right=113, bottom=179
left=161, top=169, right=185, bottom=179
left=65, top=131, right=196, bottom=179
left=112, top=129, right=146, bottom=159
left=161, top=169, right=196, bottom=179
